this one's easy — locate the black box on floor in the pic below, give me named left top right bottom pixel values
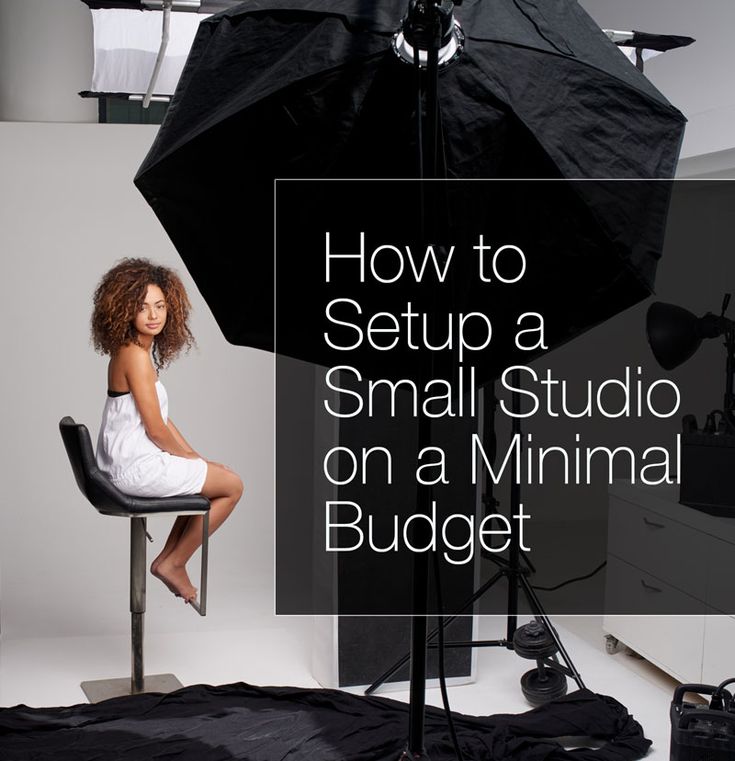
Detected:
left=680, top=432, right=735, bottom=517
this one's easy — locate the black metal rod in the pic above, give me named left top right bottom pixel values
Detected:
left=406, top=10, right=442, bottom=757
left=724, top=329, right=735, bottom=428
left=424, top=40, right=439, bottom=180
left=130, top=517, right=147, bottom=694
left=429, top=640, right=509, bottom=648
left=188, top=510, right=209, bottom=617
left=506, top=368, right=522, bottom=646
left=537, top=657, right=577, bottom=679
left=407, top=612, right=429, bottom=754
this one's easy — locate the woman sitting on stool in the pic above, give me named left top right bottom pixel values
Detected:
left=91, top=257, right=243, bottom=604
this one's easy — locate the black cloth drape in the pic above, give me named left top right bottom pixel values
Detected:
left=0, top=682, right=651, bottom=760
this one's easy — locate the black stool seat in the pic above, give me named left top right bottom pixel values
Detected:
left=59, top=416, right=210, bottom=517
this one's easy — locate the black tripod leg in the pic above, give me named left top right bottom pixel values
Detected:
left=518, top=573, right=586, bottom=690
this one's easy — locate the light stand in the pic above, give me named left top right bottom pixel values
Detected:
left=395, top=2, right=463, bottom=757
left=390, top=5, right=584, bottom=755
left=647, top=296, right=735, bottom=516
left=368, top=372, right=586, bottom=707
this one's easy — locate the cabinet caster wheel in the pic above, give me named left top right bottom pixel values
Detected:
left=605, top=635, right=621, bottom=654
left=520, top=666, right=568, bottom=706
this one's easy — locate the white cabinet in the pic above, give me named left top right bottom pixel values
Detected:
left=603, top=481, right=735, bottom=684
left=702, top=613, right=735, bottom=685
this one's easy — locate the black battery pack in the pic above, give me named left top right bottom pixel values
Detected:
left=671, top=682, right=735, bottom=761
left=680, top=432, right=735, bottom=516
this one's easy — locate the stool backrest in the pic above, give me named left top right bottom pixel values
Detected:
left=59, top=416, right=130, bottom=515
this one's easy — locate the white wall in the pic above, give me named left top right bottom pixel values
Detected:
left=0, top=0, right=97, bottom=122
left=580, top=0, right=735, bottom=160
left=0, top=123, right=274, bottom=638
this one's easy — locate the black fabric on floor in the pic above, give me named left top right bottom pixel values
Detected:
left=0, top=683, right=651, bottom=760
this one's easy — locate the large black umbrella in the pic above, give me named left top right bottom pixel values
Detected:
left=134, top=0, right=685, bottom=372
left=132, top=0, right=686, bottom=661
left=133, top=2, right=686, bottom=755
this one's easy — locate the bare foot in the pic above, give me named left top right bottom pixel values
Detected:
left=154, top=557, right=197, bottom=603
left=151, top=558, right=181, bottom=597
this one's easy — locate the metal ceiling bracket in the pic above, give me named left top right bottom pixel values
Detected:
left=142, top=1, right=202, bottom=10
left=142, top=0, right=173, bottom=109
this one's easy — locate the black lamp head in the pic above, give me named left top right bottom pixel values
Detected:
left=646, top=302, right=702, bottom=370
left=647, top=301, right=734, bottom=370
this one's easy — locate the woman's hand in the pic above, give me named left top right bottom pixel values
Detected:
left=165, top=419, right=232, bottom=469
left=166, top=419, right=203, bottom=460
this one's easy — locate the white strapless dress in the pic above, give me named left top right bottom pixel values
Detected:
left=95, top=380, right=208, bottom=498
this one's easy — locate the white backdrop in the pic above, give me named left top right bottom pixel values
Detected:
left=2, top=0, right=734, bottom=646
left=0, top=122, right=274, bottom=639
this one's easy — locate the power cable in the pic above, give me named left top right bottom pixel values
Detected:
left=433, top=551, right=465, bottom=761
left=530, top=561, right=607, bottom=592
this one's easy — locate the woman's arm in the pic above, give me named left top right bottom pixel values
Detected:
left=122, top=345, right=200, bottom=459
left=168, top=418, right=236, bottom=471
left=167, top=418, right=201, bottom=458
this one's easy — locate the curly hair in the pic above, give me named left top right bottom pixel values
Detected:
left=91, top=258, right=195, bottom=370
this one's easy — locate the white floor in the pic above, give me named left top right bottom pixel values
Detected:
left=0, top=609, right=678, bottom=757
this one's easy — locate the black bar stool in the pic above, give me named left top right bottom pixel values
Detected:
left=59, top=416, right=211, bottom=703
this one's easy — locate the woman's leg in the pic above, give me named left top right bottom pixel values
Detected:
left=151, top=516, right=192, bottom=595
left=155, top=463, right=244, bottom=602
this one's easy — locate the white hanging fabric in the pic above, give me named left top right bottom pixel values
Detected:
left=90, top=8, right=209, bottom=95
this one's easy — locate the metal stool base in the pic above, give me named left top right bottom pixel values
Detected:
left=81, top=673, right=184, bottom=703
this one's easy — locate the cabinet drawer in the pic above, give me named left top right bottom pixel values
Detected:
left=608, top=497, right=708, bottom=600
left=605, top=555, right=706, bottom=616
left=604, top=557, right=705, bottom=683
